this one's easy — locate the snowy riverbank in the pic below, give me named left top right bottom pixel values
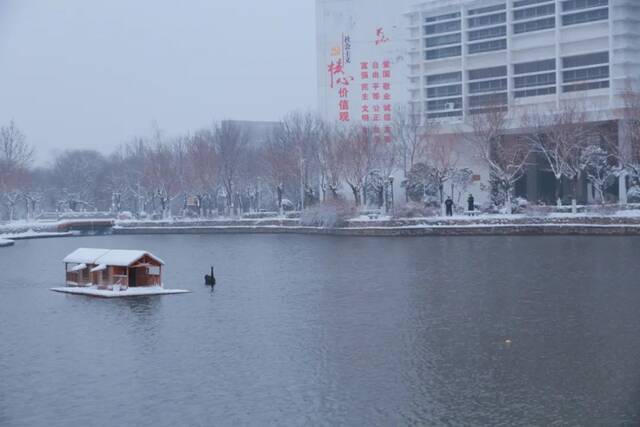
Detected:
left=4, top=210, right=640, bottom=242
left=0, top=238, right=15, bottom=247
left=0, top=219, right=113, bottom=244
left=113, top=213, right=640, bottom=236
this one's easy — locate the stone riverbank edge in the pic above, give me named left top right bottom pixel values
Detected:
left=4, top=217, right=640, bottom=242
left=113, top=218, right=640, bottom=237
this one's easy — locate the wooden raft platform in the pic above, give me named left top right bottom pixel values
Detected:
left=51, top=286, right=190, bottom=298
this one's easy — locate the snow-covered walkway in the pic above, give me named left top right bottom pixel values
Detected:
left=0, top=238, right=15, bottom=247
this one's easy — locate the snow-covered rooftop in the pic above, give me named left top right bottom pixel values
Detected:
left=63, top=248, right=164, bottom=266
left=63, top=248, right=110, bottom=264
left=95, top=250, right=164, bottom=267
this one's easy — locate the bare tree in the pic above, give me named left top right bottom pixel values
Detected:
left=0, top=121, right=34, bottom=219
left=522, top=102, right=592, bottom=209
left=51, top=150, right=109, bottom=212
left=393, top=105, right=439, bottom=202
left=185, top=129, right=217, bottom=197
left=424, top=134, right=459, bottom=214
left=580, top=144, right=616, bottom=204
left=468, top=106, right=529, bottom=212
left=264, top=124, right=299, bottom=210
left=614, top=86, right=640, bottom=198
left=339, top=125, right=379, bottom=207
left=318, top=123, right=343, bottom=200
left=215, top=121, right=248, bottom=215
left=142, top=136, right=186, bottom=218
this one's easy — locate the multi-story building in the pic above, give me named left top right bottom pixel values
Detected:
left=317, top=0, right=640, bottom=205
left=406, top=0, right=639, bottom=204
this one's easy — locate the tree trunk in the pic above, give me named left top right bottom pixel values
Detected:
left=350, top=185, right=360, bottom=207
left=555, top=177, right=562, bottom=207
left=571, top=176, right=578, bottom=214
left=597, top=185, right=606, bottom=206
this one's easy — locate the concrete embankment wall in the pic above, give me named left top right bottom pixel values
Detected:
left=5, top=217, right=640, bottom=241
left=114, top=224, right=640, bottom=237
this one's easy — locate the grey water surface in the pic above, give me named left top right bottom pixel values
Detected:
left=1, top=234, right=639, bottom=426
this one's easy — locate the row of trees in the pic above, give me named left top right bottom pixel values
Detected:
left=465, top=99, right=632, bottom=211
left=0, top=113, right=441, bottom=220
left=3, top=93, right=640, bottom=220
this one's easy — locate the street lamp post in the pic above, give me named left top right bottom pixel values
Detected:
left=388, top=176, right=394, bottom=217
left=300, top=158, right=306, bottom=211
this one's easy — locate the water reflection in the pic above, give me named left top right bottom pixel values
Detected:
left=0, top=234, right=639, bottom=426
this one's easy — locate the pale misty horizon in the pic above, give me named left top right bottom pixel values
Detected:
left=0, top=0, right=317, bottom=164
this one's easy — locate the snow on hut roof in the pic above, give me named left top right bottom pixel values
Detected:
left=64, top=248, right=110, bottom=264
left=95, top=250, right=165, bottom=267
left=90, top=264, right=107, bottom=273
left=69, top=263, right=87, bottom=272
left=63, top=248, right=165, bottom=267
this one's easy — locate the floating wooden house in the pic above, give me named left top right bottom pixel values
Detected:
left=63, top=248, right=164, bottom=289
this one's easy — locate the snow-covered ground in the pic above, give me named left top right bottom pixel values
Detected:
left=1, top=230, right=74, bottom=240
left=51, top=286, right=190, bottom=298
left=3, top=206, right=640, bottom=241
left=0, top=238, right=15, bottom=247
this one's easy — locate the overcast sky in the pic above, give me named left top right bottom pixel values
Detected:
left=0, top=0, right=317, bottom=163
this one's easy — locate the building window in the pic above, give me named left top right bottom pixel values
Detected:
left=513, top=17, right=555, bottom=34
left=426, top=45, right=462, bottom=60
left=469, top=78, right=507, bottom=94
left=514, top=58, right=556, bottom=75
left=426, top=72, right=462, bottom=86
left=468, top=13, right=506, bottom=29
left=514, top=87, right=557, bottom=98
left=427, top=111, right=463, bottom=119
left=514, top=72, right=556, bottom=88
left=563, top=80, right=610, bottom=92
left=562, top=8, right=608, bottom=26
left=468, top=4, right=506, bottom=16
left=562, top=65, right=609, bottom=83
left=425, top=20, right=461, bottom=35
left=426, top=97, right=462, bottom=111
left=562, top=0, right=608, bottom=13
left=425, top=33, right=461, bottom=48
left=468, top=92, right=508, bottom=108
left=562, top=51, right=608, bottom=69
left=425, top=12, right=461, bottom=23
left=513, top=4, right=555, bottom=21
left=468, top=66, right=507, bottom=81
left=427, top=84, right=462, bottom=98
left=514, top=0, right=555, bottom=8
left=468, top=38, right=507, bottom=54
left=468, top=25, right=507, bottom=41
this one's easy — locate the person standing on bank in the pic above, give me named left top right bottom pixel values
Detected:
left=445, top=196, right=454, bottom=217
left=467, top=194, right=475, bottom=212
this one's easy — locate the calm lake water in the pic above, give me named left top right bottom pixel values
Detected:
left=1, top=234, right=639, bottom=426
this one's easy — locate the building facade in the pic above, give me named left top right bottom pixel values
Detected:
left=406, top=0, right=638, bottom=120
left=318, top=0, right=640, bottom=205
left=406, top=0, right=640, bottom=204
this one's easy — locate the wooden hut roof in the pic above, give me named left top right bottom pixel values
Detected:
left=64, top=248, right=110, bottom=264
left=95, top=250, right=164, bottom=267
left=63, top=248, right=165, bottom=267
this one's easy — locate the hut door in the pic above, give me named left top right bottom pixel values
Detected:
left=129, top=268, right=137, bottom=287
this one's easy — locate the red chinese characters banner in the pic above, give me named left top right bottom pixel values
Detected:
left=327, top=33, right=354, bottom=122
left=360, top=28, right=393, bottom=143
left=326, top=27, right=395, bottom=139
